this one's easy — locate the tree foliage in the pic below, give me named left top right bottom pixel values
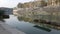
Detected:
left=0, top=10, right=5, bottom=16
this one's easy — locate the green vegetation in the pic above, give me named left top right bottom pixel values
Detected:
left=17, top=3, right=23, bottom=8
left=0, top=10, right=5, bottom=19
left=0, top=10, right=5, bottom=16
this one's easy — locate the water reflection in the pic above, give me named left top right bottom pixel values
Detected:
left=0, top=15, right=9, bottom=22
left=3, top=15, right=60, bottom=34
left=17, top=16, right=60, bottom=30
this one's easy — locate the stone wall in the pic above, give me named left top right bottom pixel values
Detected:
left=47, top=0, right=60, bottom=6
left=17, top=0, right=47, bottom=8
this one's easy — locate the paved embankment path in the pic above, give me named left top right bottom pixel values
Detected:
left=0, top=21, right=26, bottom=34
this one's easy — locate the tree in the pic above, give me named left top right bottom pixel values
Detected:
left=17, top=3, right=23, bottom=8
left=0, top=10, right=5, bottom=16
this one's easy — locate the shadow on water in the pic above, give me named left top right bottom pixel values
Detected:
left=34, top=25, right=51, bottom=32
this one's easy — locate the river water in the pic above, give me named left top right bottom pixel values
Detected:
left=1, top=15, right=60, bottom=34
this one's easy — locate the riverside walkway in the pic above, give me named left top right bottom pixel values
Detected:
left=0, top=21, right=26, bottom=34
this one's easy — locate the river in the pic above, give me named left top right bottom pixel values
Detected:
left=1, top=15, right=60, bottom=34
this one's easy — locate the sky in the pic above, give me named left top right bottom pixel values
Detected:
left=0, top=0, right=34, bottom=8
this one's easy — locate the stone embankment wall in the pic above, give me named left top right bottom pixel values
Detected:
left=13, top=6, right=60, bottom=23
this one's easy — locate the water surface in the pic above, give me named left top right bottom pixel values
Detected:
left=2, top=15, right=60, bottom=34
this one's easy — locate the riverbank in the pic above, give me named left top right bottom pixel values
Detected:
left=0, top=21, right=26, bottom=34
left=17, top=16, right=60, bottom=27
